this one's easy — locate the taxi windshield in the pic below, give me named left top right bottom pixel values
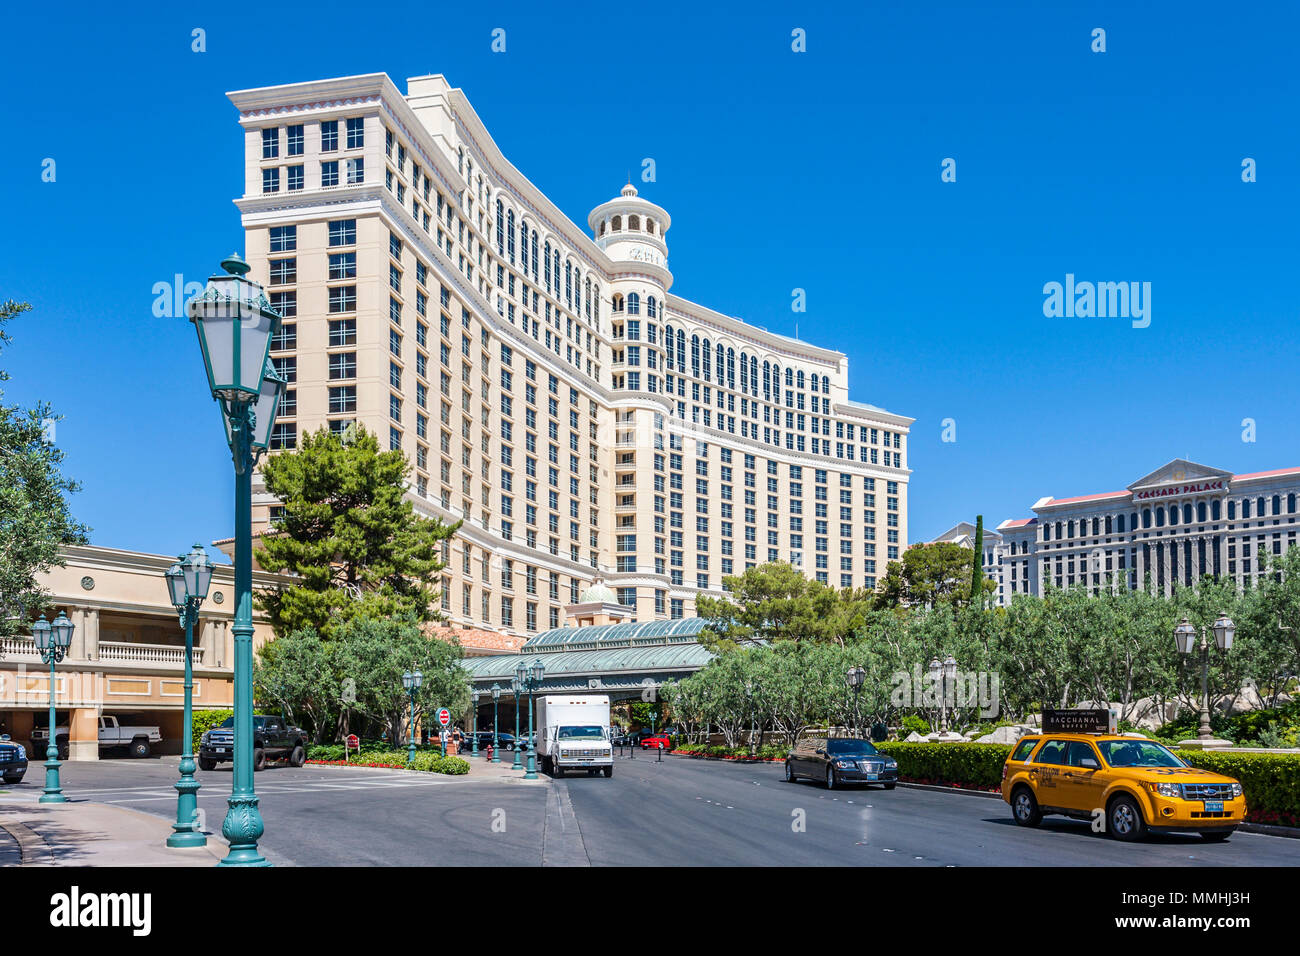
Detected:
left=1097, top=740, right=1185, bottom=768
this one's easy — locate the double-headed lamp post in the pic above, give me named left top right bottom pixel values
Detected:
left=165, top=544, right=213, bottom=847
left=187, top=252, right=287, bottom=867
left=845, top=666, right=865, bottom=737
left=402, top=670, right=424, bottom=763
left=1174, top=613, right=1235, bottom=742
left=928, top=656, right=958, bottom=733
left=33, top=611, right=74, bottom=804
left=471, top=690, right=480, bottom=757
left=517, top=660, right=544, bottom=780
left=491, top=683, right=502, bottom=762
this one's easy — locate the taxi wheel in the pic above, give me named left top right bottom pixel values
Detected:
left=1199, top=828, right=1235, bottom=842
left=1011, top=786, right=1041, bottom=827
left=1108, top=795, right=1146, bottom=842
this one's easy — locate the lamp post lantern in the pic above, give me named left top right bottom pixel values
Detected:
left=165, top=544, right=213, bottom=847
left=1174, top=613, right=1235, bottom=743
left=471, top=690, right=480, bottom=757
left=929, top=657, right=958, bottom=734
left=510, top=675, right=524, bottom=771
left=34, top=611, right=74, bottom=803
left=187, top=252, right=285, bottom=867
left=846, top=666, right=865, bottom=737
left=402, top=670, right=424, bottom=763
left=519, top=659, right=544, bottom=779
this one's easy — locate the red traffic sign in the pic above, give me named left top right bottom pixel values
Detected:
left=437, top=708, right=451, bottom=727
left=345, top=734, right=359, bottom=748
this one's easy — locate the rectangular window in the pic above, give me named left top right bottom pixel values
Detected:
left=328, top=385, right=357, bottom=414
left=321, top=161, right=339, bottom=187
left=287, top=164, right=304, bottom=191
left=346, top=117, right=365, bottom=149
left=346, top=157, right=364, bottom=184
left=261, top=127, right=279, bottom=159
left=320, top=120, right=338, bottom=151
left=262, top=167, right=279, bottom=193
left=286, top=124, right=304, bottom=156
left=328, top=318, right=356, bottom=347
left=328, top=286, right=356, bottom=313
left=329, top=352, right=357, bottom=380
left=328, top=219, right=357, bottom=246
left=268, top=225, right=296, bottom=253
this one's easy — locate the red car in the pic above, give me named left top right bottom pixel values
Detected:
left=640, top=734, right=672, bottom=750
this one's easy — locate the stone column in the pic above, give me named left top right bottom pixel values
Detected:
left=83, top=607, right=101, bottom=661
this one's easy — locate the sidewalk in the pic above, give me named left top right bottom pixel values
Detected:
left=0, top=798, right=223, bottom=867
left=307, top=751, right=549, bottom=784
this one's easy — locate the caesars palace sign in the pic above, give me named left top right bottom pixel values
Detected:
left=1133, top=480, right=1226, bottom=501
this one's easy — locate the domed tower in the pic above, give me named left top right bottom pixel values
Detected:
left=588, top=183, right=672, bottom=290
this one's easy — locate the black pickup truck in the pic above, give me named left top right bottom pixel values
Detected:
left=199, top=715, right=308, bottom=771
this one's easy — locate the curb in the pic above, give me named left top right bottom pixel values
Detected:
left=894, top=782, right=1300, bottom=838
left=303, top=759, right=546, bottom=784
left=0, top=816, right=49, bottom=865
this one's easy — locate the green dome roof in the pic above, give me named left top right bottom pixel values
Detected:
left=578, top=581, right=619, bottom=605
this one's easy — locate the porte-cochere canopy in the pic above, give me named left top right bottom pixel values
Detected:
left=462, top=618, right=716, bottom=697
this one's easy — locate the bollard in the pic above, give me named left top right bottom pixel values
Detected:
left=657, top=741, right=663, bottom=763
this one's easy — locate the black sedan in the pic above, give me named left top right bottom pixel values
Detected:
left=785, top=737, right=899, bottom=790
left=470, top=731, right=518, bottom=751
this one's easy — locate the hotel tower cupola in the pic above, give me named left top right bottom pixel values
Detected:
left=587, top=182, right=673, bottom=290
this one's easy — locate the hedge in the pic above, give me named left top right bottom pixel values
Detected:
left=875, top=743, right=1009, bottom=791
left=673, top=743, right=786, bottom=761
left=875, top=742, right=1300, bottom=826
left=191, top=709, right=233, bottom=754
left=305, top=745, right=470, bottom=775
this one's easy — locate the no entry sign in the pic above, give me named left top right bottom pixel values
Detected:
left=437, top=708, right=451, bottom=727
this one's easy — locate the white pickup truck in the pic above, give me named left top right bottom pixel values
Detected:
left=30, top=716, right=162, bottom=759
left=535, top=694, right=614, bottom=778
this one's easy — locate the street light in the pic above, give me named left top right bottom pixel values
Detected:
left=187, top=252, right=284, bottom=867
left=471, top=690, right=480, bottom=757
left=929, top=656, right=958, bottom=733
left=491, top=683, right=501, bottom=763
left=164, top=544, right=213, bottom=848
left=519, top=659, right=544, bottom=780
left=1174, top=613, right=1235, bottom=741
left=510, top=673, right=524, bottom=771
left=402, top=670, right=424, bottom=763
left=33, top=611, right=74, bottom=804
left=845, top=666, right=865, bottom=737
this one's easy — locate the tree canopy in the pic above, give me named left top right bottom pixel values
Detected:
left=874, top=541, right=993, bottom=610
left=255, top=425, right=460, bottom=638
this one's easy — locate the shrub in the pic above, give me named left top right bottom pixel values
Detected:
left=307, top=744, right=345, bottom=762
left=875, top=742, right=1010, bottom=790
left=900, top=715, right=931, bottom=738
left=191, top=709, right=233, bottom=753
left=1175, top=750, right=1300, bottom=820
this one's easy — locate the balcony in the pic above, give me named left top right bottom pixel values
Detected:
left=0, top=637, right=202, bottom=667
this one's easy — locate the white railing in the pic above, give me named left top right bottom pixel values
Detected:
left=0, top=637, right=41, bottom=660
left=98, top=641, right=203, bottom=666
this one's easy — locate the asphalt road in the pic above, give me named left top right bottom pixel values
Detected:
left=12, top=752, right=1300, bottom=866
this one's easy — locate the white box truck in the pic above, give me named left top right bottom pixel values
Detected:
left=535, top=694, right=614, bottom=778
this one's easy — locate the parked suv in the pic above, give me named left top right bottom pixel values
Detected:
left=0, top=737, right=28, bottom=784
left=199, top=715, right=307, bottom=771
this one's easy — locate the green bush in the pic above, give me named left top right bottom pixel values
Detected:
left=307, top=744, right=345, bottom=762
left=900, top=715, right=931, bottom=738
left=875, top=742, right=1011, bottom=789
left=411, top=751, right=470, bottom=774
left=191, top=709, right=233, bottom=753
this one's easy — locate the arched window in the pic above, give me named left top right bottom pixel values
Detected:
left=1155, top=508, right=1166, bottom=528
left=1197, top=502, right=1207, bottom=522
left=1227, top=500, right=1236, bottom=520
left=584, top=278, right=592, bottom=319
left=1242, top=499, right=1250, bottom=519
left=520, top=222, right=529, bottom=272
left=702, top=339, right=711, bottom=381
left=647, top=296, right=657, bottom=318
left=665, top=325, right=675, bottom=369
left=1273, top=494, right=1282, bottom=515
left=1257, top=496, right=1266, bottom=517
left=1055, top=521, right=1063, bottom=539
left=1212, top=500, right=1222, bottom=521
left=751, top=357, right=759, bottom=396
left=796, top=370, right=805, bottom=390
left=612, top=215, right=622, bottom=231
left=507, top=210, right=515, bottom=263
left=772, top=365, right=781, bottom=399
left=821, top=375, right=829, bottom=394
left=739, top=351, right=748, bottom=390
left=627, top=292, right=640, bottom=315
left=676, top=329, right=686, bottom=370
left=612, top=293, right=624, bottom=313
left=1067, top=520, right=1075, bottom=538
left=531, top=232, right=539, bottom=281
left=647, top=220, right=656, bottom=235
left=726, top=347, right=735, bottom=388
left=1117, top=513, right=1126, bottom=533
left=565, top=262, right=572, bottom=307
left=1290, top=494, right=1297, bottom=514
left=598, top=221, right=606, bottom=236
left=763, top=361, right=771, bottom=400
left=691, top=335, right=701, bottom=377
left=544, top=241, right=552, bottom=290
left=496, top=200, right=505, bottom=255
left=629, top=214, right=640, bottom=230
left=810, top=375, right=819, bottom=394
left=1183, top=503, right=1193, bottom=524
left=785, top=367, right=793, bottom=388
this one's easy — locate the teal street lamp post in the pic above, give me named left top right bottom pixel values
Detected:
left=491, top=684, right=501, bottom=763
left=188, top=253, right=286, bottom=867
left=518, top=660, right=544, bottom=780
left=471, top=690, right=480, bottom=757
left=1175, top=614, right=1235, bottom=741
left=402, top=670, right=423, bottom=764
left=164, top=545, right=214, bottom=847
left=845, top=666, right=865, bottom=737
left=33, top=611, right=74, bottom=804
left=510, top=678, right=524, bottom=771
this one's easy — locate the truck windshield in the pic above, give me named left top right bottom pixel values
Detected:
left=557, top=726, right=606, bottom=740
left=218, top=717, right=267, bottom=729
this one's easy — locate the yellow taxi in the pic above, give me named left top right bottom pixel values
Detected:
left=1001, top=733, right=1246, bottom=842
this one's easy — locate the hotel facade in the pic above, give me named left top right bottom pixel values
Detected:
left=981, top=459, right=1300, bottom=605
left=227, top=73, right=912, bottom=650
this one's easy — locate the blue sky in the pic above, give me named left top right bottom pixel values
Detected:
left=1, top=1, right=1297, bottom=561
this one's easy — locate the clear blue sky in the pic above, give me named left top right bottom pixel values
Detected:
left=2, top=1, right=1297, bottom=562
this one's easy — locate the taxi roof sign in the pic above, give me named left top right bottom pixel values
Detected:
left=1042, top=707, right=1117, bottom=735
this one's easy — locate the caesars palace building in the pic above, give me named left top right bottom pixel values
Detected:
left=974, top=459, right=1300, bottom=605
left=227, top=72, right=913, bottom=647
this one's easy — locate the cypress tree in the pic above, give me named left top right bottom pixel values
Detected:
left=970, top=514, right=984, bottom=608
